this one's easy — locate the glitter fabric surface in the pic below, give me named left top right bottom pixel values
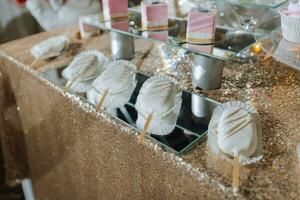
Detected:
left=0, top=28, right=299, bottom=199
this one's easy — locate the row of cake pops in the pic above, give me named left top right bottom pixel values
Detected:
left=61, top=49, right=263, bottom=191
left=30, top=35, right=262, bottom=193
left=59, top=48, right=182, bottom=140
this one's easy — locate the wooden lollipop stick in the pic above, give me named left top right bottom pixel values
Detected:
left=64, top=76, right=78, bottom=93
left=29, top=58, right=39, bottom=69
left=64, top=72, right=81, bottom=92
left=96, top=89, right=109, bottom=112
left=64, top=80, right=74, bottom=92
left=232, top=151, right=240, bottom=193
left=138, top=113, right=153, bottom=144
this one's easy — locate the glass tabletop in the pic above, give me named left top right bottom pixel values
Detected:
left=255, top=16, right=300, bottom=71
left=81, top=10, right=257, bottom=61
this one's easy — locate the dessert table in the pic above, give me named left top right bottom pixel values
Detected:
left=0, top=26, right=299, bottom=200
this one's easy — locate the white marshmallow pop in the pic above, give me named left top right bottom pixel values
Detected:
left=88, top=60, right=137, bottom=109
left=208, top=101, right=263, bottom=164
left=30, top=36, right=69, bottom=60
left=135, top=75, right=182, bottom=136
left=62, top=50, right=107, bottom=93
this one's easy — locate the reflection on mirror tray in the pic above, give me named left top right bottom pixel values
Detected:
left=41, top=66, right=219, bottom=155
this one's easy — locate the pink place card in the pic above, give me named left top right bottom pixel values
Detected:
left=141, top=2, right=168, bottom=30
left=186, top=11, right=216, bottom=44
left=102, top=0, right=128, bottom=21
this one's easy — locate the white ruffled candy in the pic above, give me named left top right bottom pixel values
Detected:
left=89, top=60, right=137, bottom=109
left=208, top=101, right=262, bottom=164
left=30, top=36, right=69, bottom=60
left=135, top=75, right=182, bottom=135
left=62, top=50, right=107, bottom=93
left=217, top=107, right=257, bottom=157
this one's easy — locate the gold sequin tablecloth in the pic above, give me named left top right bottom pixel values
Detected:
left=0, top=28, right=299, bottom=200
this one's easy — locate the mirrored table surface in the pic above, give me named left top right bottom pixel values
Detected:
left=41, top=66, right=219, bottom=155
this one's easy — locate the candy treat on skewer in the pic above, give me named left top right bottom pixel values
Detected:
left=29, top=22, right=97, bottom=70
left=62, top=50, right=107, bottom=93
left=208, top=101, right=262, bottom=193
left=88, top=60, right=137, bottom=111
left=135, top=75, right=182, bottom=143
left=30, top=35, right=69, bottom=69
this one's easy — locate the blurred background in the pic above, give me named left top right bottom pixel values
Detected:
left=0, top=0, right=144, bottom=44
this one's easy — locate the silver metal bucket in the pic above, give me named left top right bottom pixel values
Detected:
left=192, top=54, right=224, bottom=90
left=110, top=32, right=135, bottom=60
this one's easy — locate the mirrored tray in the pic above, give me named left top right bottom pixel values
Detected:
left=81, top=10, right=256, bottom=60
left=255, top=16, right=300, bottom=71
left=40, top=67, right=219, bottom=155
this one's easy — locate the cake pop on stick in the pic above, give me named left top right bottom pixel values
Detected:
left=63, top=58, right=96, bottom=93
left=218, top=106, right=256, bottom=192
left=135, top=75, right=182, bottom=142
left=62, top=50, right=107, bottom=93
left=30, top=35, right=69, bottom=69
left=208, top=101, right=262, bottom=193
left=29, top=23, right=93, bottom=69
left=91, top=60, right=137, bottom=111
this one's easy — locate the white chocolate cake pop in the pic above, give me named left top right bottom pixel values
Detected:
left=135, top=75, right=182, bottom=136
left=217, top=107, right=257, bottom=158
left=89, top=60, right=137, bottom=109
left=30, top=36, right=69, bottom=60
left=136, top=75, right=182, bottom=117
left=62, top=50, right=107, bottom=93
left=208, top=101, right=262, bottom=164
